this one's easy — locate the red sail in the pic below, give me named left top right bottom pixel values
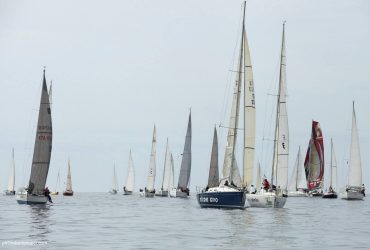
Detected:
left=304, top=121, right=325, bottom=190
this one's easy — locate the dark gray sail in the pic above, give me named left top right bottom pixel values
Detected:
left=177, top=112, right=192, bottom=189
left=207, top=127, right=219, bottom=188
left=28, top=70, right=52, bottom=195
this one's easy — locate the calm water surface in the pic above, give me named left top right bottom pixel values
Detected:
left=0, top=193, right=369, bottom=249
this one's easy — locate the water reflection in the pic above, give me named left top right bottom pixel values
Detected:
left=27, top=204, right=52, bottom=242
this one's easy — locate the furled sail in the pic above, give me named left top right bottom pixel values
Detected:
left=28, top=70, right=52, bottom=195
left=146, top=125, right=157, bottom=192
left=177, top=113, right=192, bottom=189
left=304, top=121, right=324, bottom=190
left=207, top=127, right=219, bottom=188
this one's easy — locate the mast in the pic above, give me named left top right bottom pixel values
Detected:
left=242, top=0, right=256, bottom=189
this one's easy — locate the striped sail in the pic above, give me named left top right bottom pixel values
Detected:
left=28, top=71, right=52, bottom=195
left=177, top=113, right=192, bottom=189
left=207, top=127, right=219, bottom=188
left=146, top=125, right=157, bottom=192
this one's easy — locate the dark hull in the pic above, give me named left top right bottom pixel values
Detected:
left=196, top=191, right=246, bottom=209
left=322, top=192, right=337, bottom=199
left=63, top=191, right=74, bottom=196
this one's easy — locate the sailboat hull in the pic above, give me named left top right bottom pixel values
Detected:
left=144, top=191, right=155, bottom=198
left=155, top=190, right=168, bottom=197
left=196, top=188, right=246, bottom=209
left=63, top=190, right=74, bottom=196
left=123, top=190, right=133, bottom=195
left=288, top=190, right=308, bottom=197
left=4, top=190, right=16, bottom=196
left=109, top=189, right=118, bottom=195
left=340, top=190, right=364, bottom=200
left=16, top=193, right=48, bottom=205
left=322, top=192, right=337, bottom=199
left=308, top=190, right=323, bottom=197
left=246, top=191, right=287, bottom=208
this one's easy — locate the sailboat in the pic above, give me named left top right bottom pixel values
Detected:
left=141, top=125, right=157, bottom=198
left=123, top=150, right=135, bottom=195
left=16, top=69, right=53, bottom=204
left=109, top=165, right=119, bottom=194
left=197, top=2, right=254, bottom=209
left=4, top=148, right=16, bottom=195
left=156, top=139, right=172, bottom=197
left=323, top=139, right=338, bottom=198
left=340, top=102, right=365, bottom=200
left=169, top=112, right=192, bottom=198
left=304, top=121, right=325, bottom=197
left=63, top=159, right=74, bottom=196
left=287, top=147, right=308, bottom=197
left=51, top=169, right=60, bottom=195
left=246, top=22, right=289, bottom=208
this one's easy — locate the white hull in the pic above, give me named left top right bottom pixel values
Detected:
left=109, top=189, right=118, bottom=195
left=288, top=190, right=308, bottom=197
left=246, top=190, right=287, bottom=208
left=155, top=190, right=168, bottom=197
left=16, top=192, right=48, bottom=204
left=169, top=188, right=189, bottom=198
left=340, top=190, right=364, bottom=200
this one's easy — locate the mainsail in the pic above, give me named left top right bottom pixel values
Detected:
left=348, top=103, right=362, bottom=187
left=255, top=161, right=261, bottom=191
left=65, top=159, right=73, bottom=192
left=207, top=127, right=219, bottom=188
left=7, top=148, right=16, bottom=192
left=146, top=125, right=157, bottom=192
left=304, top=121, right=324, bottom=190
left=177, top=113, right=192, bottom=190
left=28, top=70, right=53, bottom=195
left=169, top=153, right=175, bottom=190
left=288, top=147, right=307, bottom=191
left=161, top=139, right=172, bottom=192
left=126, top=150, right=135, bottom=192
left=330, top=139, right=337, bottom=191
left=112, top=165, right=119, bottom=191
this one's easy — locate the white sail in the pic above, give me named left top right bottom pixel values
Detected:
left=243, top=23, right=256, bottom=189
left=330, top=139, right=337, bottom=191
left=255, top=161, right=261, bottom=191
left=348, top=103, right=362, bottom=187
left=169, top=153, right=175, bottom=189
left=126, top=150, right=135, bottom=192
left=161, top=139, right=172, bottom=192
left=146, top=125, right=157, bottom=192
left=112, top=165, right=119, bottom=191
left=28, top=70, right=53, bottom=195
left=177, top=113, right=192, bottom=189
left=288, top=147, right=305, bottom=191
left=65, top=159, right=73, bottom=191
left=54, top=169, right=60, bottom=193
left=272, top=23, right=289, bottom=191
left=7, top=148, right=15, bottom=192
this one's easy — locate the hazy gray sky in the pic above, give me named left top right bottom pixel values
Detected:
left=0, top=0, right=369, bottom=192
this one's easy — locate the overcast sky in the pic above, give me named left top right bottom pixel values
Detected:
left=0, top=0, right=369, bottom=192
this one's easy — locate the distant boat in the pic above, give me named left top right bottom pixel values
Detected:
left=340, top=103, right=365, bottom=200
left=109, top=165, right=119, bottom=194
left=156, top=139, right=172, bottom=197
left=287, top=147, right=308, bottom=197
left=246, top=22, right=289, bottom=208
left=169, top=112, right=192, bottom=198
left=323, top=139, right=338, bottom=199
left=141, top=125, right=157, bottom=198
left=4, top=148, right=16, bottom=196
left=63, top=159, right=74, bottom=196
left=16, top=69, right=53, bottom=204
left=123, top=150, right=135, bottom=195
left=51, top=169, right=60, bottom=195
left=304, top=121, right=325, bottom=197
left=197, top=2, right=254, bottom=209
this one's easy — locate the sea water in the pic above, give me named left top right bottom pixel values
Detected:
left=0, top=193, right=368, bottom=249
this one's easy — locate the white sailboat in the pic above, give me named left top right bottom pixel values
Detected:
left=16, top=69, right=53, bottom=204
left=63, top=158, right=74, bottom=196
left=109, top=165, right=119, bottom=194
left=246, top=22, right=289, bottom=208
left=170, top=112, right=192, bottom=198
left=156, top=139, right=172, bottom=197
left=169, top=153, right=175, bottom=192
left=197, top=2, right=253, bottom=209
left=123, top=150, right=135, bottom=195
left=141, top=125, right=157, bottom=198
left=323, top=139, right=337, bottom=198
left=340, top=102, right=365, bottom=200
left=288, top=147, right=308, bottom=197
left=51, top=169, right=60, bottom=195
left=4, top=148, right=16, bottom=195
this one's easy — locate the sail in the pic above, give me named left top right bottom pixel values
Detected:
left=272, top=23, right=289, bottom=191
left=146, top=125, right=157, bottom=191
left=169, top=153, right=175, bottom=189
left=243, top=19, right=256, bottom=189
left=112, top=165, right=119, bottom=191
left=7, top=148, right=15, bottom=192
left=161, top=139, right=172, bottom=191
left=348, top=103, right=362, bottom=187
left=255, top=161, right=261, bottom=191
left=49, top=81, right=52, bottom=110
left=288, top=147, right=306, bottom=191
left=54, top=170, right=60, bottom=192
left=177, top=113, right=192, bottom=189
left=65, top=159, right=73, bottom=191
left=304, top=121, right=324, bottom=190
left=207, top=127, right=219, bottom=188
left=28, top=70, right=53, bottom=195
left=126, top=150, right=135, bottom=192
left=330, top=139, right=338, bottom=191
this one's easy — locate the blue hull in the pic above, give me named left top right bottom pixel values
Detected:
left=16, top=200, right=47, bottom=205
left=196, top=191, right=246, bottom=209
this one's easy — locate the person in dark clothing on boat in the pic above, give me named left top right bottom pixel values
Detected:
left=44, top=187, right=52, bottom=203
left=263, top=179, right=270, bottom=191
left=361, top=184, right=365, bottom=196
left=224, top=180, right=229, bottom=186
